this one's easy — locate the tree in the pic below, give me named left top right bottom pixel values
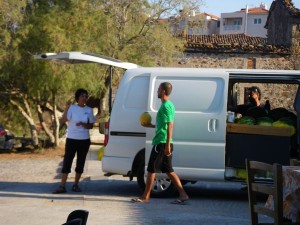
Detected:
left=20, top=1, right=107, bottom=146
left=0, top=0, right=203, bottom=148
left=93, top=0, right=203, bottom=116
left=0, top=0, right=37, bottom=140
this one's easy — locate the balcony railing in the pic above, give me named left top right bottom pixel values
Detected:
left=223, top=25, right=241, bottom=31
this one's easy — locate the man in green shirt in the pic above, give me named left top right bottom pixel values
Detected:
left=132, top=82, right=189, bottom=204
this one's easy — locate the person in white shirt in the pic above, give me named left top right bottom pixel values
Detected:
left=53, top=88, right=95, bottom=194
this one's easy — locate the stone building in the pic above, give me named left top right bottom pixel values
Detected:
left=265, top=0, right=300, bottom=47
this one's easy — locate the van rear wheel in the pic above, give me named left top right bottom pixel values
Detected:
left=136, top=163, right=176, bottom=197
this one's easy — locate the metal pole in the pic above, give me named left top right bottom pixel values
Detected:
left=109, top=66, right=113, bottom=114
left=245, top=5, right=248, bottom=34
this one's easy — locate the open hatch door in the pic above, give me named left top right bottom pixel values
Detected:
left=34, top=51, right=139, bottom=113
left=34, top=51, right=139, bottom=69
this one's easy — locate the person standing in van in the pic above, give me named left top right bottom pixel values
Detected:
left=247, top=86, right=271, bottom=114
left=131, top=82, right=189, bottom=204
left=237, top=86, right=270, bottom=115
left=248, top=86, right=264, bottom=108
left=53, top=88, right=95, bottom=194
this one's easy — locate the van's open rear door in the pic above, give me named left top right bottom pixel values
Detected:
left=34, top=51, right=139, bottom=113
left=34, top=51, right=139, bottom=69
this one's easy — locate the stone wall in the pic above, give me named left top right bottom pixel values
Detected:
left=266, top=0, right=300, bottom=47
left=175, top=52, right=293, bottom=70
left=267, top=1, right=293, bottom=47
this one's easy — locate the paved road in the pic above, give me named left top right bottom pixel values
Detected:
left=0, top=144, right=271, bottom=225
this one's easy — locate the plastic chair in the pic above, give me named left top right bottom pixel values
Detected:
left=66, top=210, right=89, bottom=225
left=62, top=218, right=82, bottom=225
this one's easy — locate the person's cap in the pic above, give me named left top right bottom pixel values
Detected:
left=249, top=86, right=261, bottom=94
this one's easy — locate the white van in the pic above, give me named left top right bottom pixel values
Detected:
left=35, top=52, right=300, bottom=197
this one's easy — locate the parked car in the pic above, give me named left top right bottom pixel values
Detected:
left=0, top=124, right=15, bottom=150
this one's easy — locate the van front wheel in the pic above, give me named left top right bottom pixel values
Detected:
left=150, top=178, right=176, bottom=197
left=136, top=163, right=176, bottom=197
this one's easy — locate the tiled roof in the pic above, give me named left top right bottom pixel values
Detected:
left=201, top=12, right=219, bottom=20
left=240, top=7, right=269, bottom=14
left=183, top=34, right=289, bottom=54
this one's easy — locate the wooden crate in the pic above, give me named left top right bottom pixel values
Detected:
left=226, top=123, right=292, bottom=136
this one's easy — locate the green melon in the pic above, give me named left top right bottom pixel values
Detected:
left=139, top=112, right=152, bottom=126
left=256, top=117, right=273, bottom=126
left=236, top=116, right=255, bottom=125
left=272, top=118, right=296, bottom=136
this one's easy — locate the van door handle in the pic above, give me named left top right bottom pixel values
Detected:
left=208, top=119, right=217, bottom=132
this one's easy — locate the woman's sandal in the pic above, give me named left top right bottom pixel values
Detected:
left=72, top=184, right=82, bottom=192
left=52, top=185, right=66, bottom=194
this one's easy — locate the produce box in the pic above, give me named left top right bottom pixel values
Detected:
left=226, top=123, right=292, bottom=168
left=226, top=123, right=292, bottom=136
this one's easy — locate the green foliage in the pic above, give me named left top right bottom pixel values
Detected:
left=0, top=0, right=203, bottom=139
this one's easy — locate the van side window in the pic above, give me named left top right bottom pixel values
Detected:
left=152, top=78, right=225, bottom=112
left=124, top=76, right=149, bottom=110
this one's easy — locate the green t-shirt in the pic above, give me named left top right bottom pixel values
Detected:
left=152, top=100, right=175, bottom=145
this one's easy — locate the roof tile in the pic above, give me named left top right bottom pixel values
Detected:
left=183, top=34, right=289, bottom=54
left=240, top=7, right=269, bottom=14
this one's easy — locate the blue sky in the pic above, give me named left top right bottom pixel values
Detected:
left=202, top=0, right=300, bottom=17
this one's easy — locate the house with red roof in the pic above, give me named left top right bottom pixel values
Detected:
left=219, top=3, right=269, bottom=37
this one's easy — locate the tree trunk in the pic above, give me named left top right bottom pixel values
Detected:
left=37, top=104, right=55, bottom=144
left=99, top=92, right=107, bottom=118
left=10, top=97, right=39, bottom=148
left=52, top=92, right=60, bottom=147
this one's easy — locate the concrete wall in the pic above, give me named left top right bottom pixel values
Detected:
left=247, top=14, right=268, bottom=37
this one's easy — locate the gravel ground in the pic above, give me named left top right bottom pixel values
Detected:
left=0, top=157, right=63, bottom=182
left=0, top=130, right=256, bottom=225
left=0, top=152, right=254, bottom=225
left=0, top=128, right=103, bottom=182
